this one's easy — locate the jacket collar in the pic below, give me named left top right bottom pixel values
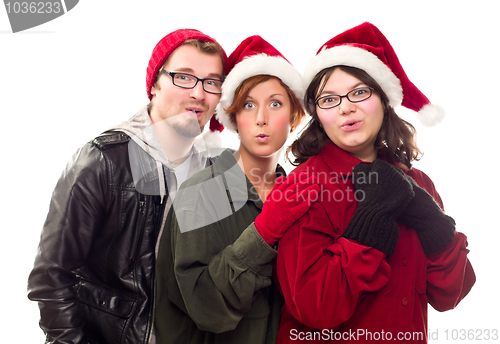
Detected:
left=319, top=142, right=365, bottom=178
left=212, top=149, right=286, bottom=204
left=114, top=106, right=210, bottom=201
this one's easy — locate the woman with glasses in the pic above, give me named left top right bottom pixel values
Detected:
left=155, top=36, right=316, bottom=344
left=273, top=23, right=475, bottom=343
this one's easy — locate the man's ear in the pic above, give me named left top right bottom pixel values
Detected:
left=150, top=85, right=157, bottom=98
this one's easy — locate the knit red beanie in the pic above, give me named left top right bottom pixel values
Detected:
left=146, top=29, right=227, bottom=100
left=146, top=29, right=228, bottom=132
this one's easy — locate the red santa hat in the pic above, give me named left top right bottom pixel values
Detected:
left=303, top=22, right=444, bottom=127
left=216, top=35, right=304, bottom=132
left=146, top=28, right=228, bottom=134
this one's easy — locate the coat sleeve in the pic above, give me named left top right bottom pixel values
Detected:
left=426, top=233, right=475, bottom=311
left=275, top=201, right=391, bottom=330
left=27, top=142, right=108, bottom=344
left=170, top=210, right=277, bottom=333
left=410, top=170, right=476, bottom=311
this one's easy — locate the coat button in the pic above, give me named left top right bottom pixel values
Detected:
left=402, top=258, right=407, bottom=266
left=402, top=297, right=408, bottom=306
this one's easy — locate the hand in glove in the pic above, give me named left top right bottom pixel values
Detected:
left=255, top=175, right=320, bottom=247
left=398, top=176, right=456, bottom=255
left=342, top=159, right=414, bottom=256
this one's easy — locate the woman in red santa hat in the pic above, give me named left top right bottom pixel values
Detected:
left=272, top=22, right=476, bottom=343
left=155, top=35, right=318, bottom=343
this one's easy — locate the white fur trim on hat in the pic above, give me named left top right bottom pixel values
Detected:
left=216, top=54, right=305, bottom=132
left=302, top=45, right=403, bottom=109
left=418, top=104, right=445, bottom=127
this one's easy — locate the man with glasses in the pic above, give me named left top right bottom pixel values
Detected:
left=27, top=29, right=228, bottom=344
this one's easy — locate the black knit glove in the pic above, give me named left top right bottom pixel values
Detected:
left=398, top=176, right=456, bottom=255
left=343, top=159, right=414, bottom=256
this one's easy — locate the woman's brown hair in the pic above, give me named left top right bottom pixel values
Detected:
left=287, top=65, right=422, bottom=168
left=224, top=74, right=305, bottom=132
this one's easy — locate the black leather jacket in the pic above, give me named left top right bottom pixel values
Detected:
left=28, top=130, right=205, bottom=343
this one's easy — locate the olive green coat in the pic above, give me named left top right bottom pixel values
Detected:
left=155, top=149, right=284, bottom=344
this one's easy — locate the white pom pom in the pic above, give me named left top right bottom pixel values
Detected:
left=418, top=104, right=445, bottom=127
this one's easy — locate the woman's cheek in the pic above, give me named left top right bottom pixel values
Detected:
left=361, top=101, right=381, bottom=117
left=235, top=113, right=253, bottom=132
left=275, top=111, right=291, bottom=132
left=317, top=110, right=336, bottom=127
left=359, top=96, right=385, bottom=120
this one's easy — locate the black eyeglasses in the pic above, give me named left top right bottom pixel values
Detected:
left=316, top=87, right=374, bottom=109
left=161, top=70, right=223, bottom=94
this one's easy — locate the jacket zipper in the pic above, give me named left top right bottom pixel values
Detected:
left=130, top=199, right=146, bottom=261
left=148, top=197, right=167, bottom=343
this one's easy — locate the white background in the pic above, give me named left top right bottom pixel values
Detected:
left=1, top=1, right=498, bottom=342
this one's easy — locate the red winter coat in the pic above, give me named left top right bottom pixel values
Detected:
left=275, top=142, right=475, bottom=343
